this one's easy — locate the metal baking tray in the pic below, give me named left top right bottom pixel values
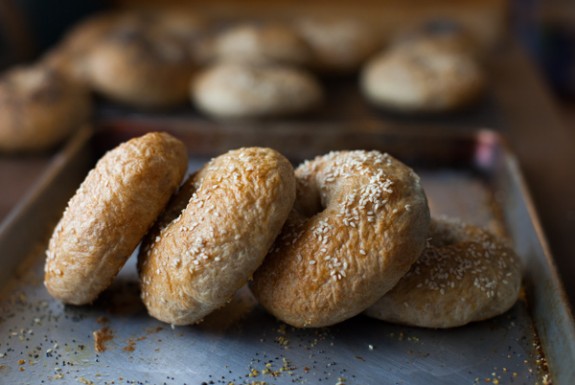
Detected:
left=0, top=123, right=573, bottom=385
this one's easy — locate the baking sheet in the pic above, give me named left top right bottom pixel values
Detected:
left=0, top=126, right=572, bottom=384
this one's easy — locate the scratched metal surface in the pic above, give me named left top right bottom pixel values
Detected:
left=0, top=128, right=562, bottom=385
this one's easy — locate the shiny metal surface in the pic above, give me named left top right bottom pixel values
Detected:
left=0, top=127, right=572, bottom=384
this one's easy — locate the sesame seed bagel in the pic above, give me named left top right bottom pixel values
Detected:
left=365, top=218, right=522, bottom=328
left=191, top=62, right=322, bottom=119
left=250, top=150, right=430, bottom=328
left=0, top=64, right=91, bottom=153
left=138, top=147, right=296, bottom=325
left=45, top=132, right=188, bottom=305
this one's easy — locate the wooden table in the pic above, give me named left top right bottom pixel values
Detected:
left=490, top=42, right=575, bottom=311
left=1, top=40, right=574, bottom=311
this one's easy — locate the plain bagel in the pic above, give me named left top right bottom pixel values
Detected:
left=365, top=218, right=522, bottom=328
left=138, top=147, right=296, bottom=325
left=44, top=132, right=188, bottom=305
left=251, top=150, right=430, bottom=328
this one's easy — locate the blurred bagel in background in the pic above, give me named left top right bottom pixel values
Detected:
left=293, top=16, right=381, bottom=74
left=83, top=15, right=196, bottom=109
left=361, top=37, right=485, bottom=113
left=192, top=62, right=323, bottom=119
left=391, top=18, right=483, bottom=59
left=42, top=11, right=126, bottom=84
left=210, top=22, right=312, bottom=67
left=0, top=64, right=91, bottom=153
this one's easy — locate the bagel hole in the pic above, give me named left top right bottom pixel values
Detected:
left=295, top=181, right=325, bottom=217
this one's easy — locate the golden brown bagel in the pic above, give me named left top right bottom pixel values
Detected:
left=251, top=150, right=430, bottom=328
left=191, top=62, right=323, bottom=119
left=365, top=218, right=522, bottom=328
left=45, top=132, right=188, bottom=305
left=138, top=147, right=295, bottom=325
left=0, top=64, right=91, bottom=153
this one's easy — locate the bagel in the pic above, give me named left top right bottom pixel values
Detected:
left=250, top=150, right=430, bottom=328
left=45, top=132, right=188, bottom=305
left=211, top=23, right=311, bottom=66
left=191, top=62, right=323, bottom=119
left=126, top=8, right=208, bottom=65
left=42, top=11, right=125, bottom=84
left=293, top=17, right=380, bottom=74
left=45, top=9, right=207, bottom=84
left=85, top=18, right=194, bottom=108
left=392, top=18, right=482, bottom=59
left=360, top=38, right=485, bottom=113
left=365, top=218, right=522, bottom=328
left=138, top=147, right=295, bottom=325
left=0, top=64, right=91, bottom=153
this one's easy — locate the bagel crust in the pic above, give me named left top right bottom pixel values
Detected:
left=0, top=65, right=91, bottom=153
left=365, top=218, right=522, bottom=328
left=138, top=147, right=296, bottom=325
left=45, top=132, right=188, bottom=305
left=251, top=150, right=430, bottom=327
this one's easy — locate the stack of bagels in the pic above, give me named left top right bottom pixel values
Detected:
left=45, top=132, right=522, bottom=329
left=0, top=8, right=487, bottom=153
